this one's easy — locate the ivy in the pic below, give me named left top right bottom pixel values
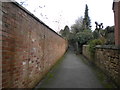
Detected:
left=88, top=39, right=104, bottom=57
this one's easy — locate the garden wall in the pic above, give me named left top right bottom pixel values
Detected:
left=82, top=45, right=120, bottom=87
left=1, top=2, right=68, bottom=88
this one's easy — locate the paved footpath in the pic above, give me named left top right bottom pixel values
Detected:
left=35, top=51, right=103, bottom=88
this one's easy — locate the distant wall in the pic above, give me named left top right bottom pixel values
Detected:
left=83, top=45, right=120, bottom=87
left=1, top=2, right=68, bottom=88
left=82, top=45, right=91, bottom=62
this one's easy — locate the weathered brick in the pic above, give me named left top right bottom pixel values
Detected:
left=1, top=2, right=68, bottom=88
left=113, top=1, right=120, bottom=46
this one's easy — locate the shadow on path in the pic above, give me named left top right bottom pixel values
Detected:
left=35, top=51, right=103, bottom=88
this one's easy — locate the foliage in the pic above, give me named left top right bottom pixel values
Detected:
left=104, top=26, right=115, bottom=45
left=69, top=30, right=93, bottom=54
left=93, top=30, right=100, bottom=39
left=69, top=4, right=92, bottom=53
left=104, top=26, right=114, bottom=34
left=95, top=22, right=104, bottom=30
left=76, top=30, right=93, bottom=44
left=59, top=25, right=70, bottom=39
left=59, top=4, right=92, bottom=54
left=93, top=25, right=115, bottom=45
left=83, top=4, right=91, bottom=30
left=71, top=4, right=91, bottom=33
left=88, top=39, right=105, bottom=57
left=105, top=33, right=115, bottom=45
left=71, top=17, right=84, bottom=33
left=93, top=21, right=104, bottom=39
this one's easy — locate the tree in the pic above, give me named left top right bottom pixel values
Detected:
left=104, top=26, right=115, bottom=45
left=59, top=25, right=70, bottom=39
left=71, top=17, right=84, bottom=33
left=75, top=30, right=93, bottom=53
left=93, top=21, right=104, bottom=39
left=64, top=25, right=70, bottom=33
left=83, top=4, right=91, bottom=30
left=64, top=25, right=70, bottom=39
left=60, top=5, right=92, bottom=54
left=69, top=12, right=92, bottom=53
left=93, top=22, right=115, bottom=45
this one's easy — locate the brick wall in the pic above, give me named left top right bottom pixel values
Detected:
left=0, top=1, right=2, bottom=89
left=113, top=1, right=120, bottom=46
left=82, top=45, right=120, bottom=87
left=1, top=2, right=68, bottom=88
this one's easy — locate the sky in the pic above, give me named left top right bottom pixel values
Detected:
left=16, top=0, right=114, bottom=32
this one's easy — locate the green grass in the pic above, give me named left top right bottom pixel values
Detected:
left=77, top=54, right=117, bottom=88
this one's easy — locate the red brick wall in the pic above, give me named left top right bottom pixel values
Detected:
left=1, top=2, right=68, bottom=88
left=0, top=2, right=2, bottom=89
left=113, top=1, right=120, bottom=46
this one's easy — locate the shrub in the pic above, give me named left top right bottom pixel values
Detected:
left=88, top=39, right=104, bottom=57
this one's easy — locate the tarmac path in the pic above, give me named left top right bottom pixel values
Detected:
left=35, top=51, right=103, bottom=88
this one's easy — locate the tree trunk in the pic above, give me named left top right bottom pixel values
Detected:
left=76, top=41, right=79, bottom=53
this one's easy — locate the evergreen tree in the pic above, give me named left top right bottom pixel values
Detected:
left=83, top=4, right=91, bottom=30
left=59, top=25, right=70, bottom=39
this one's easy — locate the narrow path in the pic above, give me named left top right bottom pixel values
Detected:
left=35, top=51, right=103, bottom=88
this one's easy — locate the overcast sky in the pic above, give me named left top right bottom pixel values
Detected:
left=16, top=0, right=114, bottom=32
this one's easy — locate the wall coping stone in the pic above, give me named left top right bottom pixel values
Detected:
left=95, top=45, right=120, bottom=50
left=83, top=45, right=120, bottom=50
